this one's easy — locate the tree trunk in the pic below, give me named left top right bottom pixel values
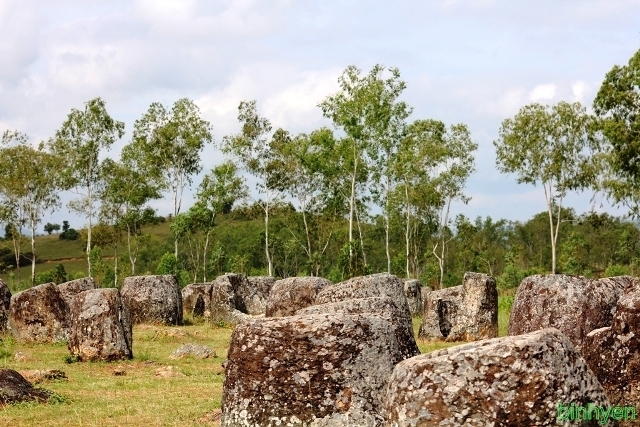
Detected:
left=348, top=148, right=358, bottom=260
left=127, top=224, right=136, bottom=276
left=405, top=183, right=411, bottom=278
left=203, top=226, right=212, bottom=282
left=544, top=182, right=557, bottom=274
left=114, top=243, right=118, bottom=288
left=11, top=227, right=21, bottom=285
left=384, top=174, right=391, bottom=274
left=355, top=203, right=368, bottom=268
left=302, top=208, right=313, bottom=275
left=265, top=193, right=272, bottom=276
left=30, top=219, right=36, bottom=286
left=87, top=191, right=93, bottom=278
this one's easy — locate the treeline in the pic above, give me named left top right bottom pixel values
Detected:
left=2, top=49, right=640, bottom=289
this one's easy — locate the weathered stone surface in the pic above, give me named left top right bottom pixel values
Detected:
left=8, top=282, right=69, bottom=343
left=155, top=366, right=185, bottom=378
left=508, top=274, right=630, bottom=348
left=0, top=369, right=53, bottom=406
left=210, top=275, right=240, bottom=325
left=266, top=276, right=331, bottom=317
left=121, top=275, right=182, bottom=326
left=296, top=296, right=420, bottom=360
left=67, top=288, right=133, bottom=362
left=182, top=283, right=212, bottom=317
left=169, top=343, right=215, bottom=359
left=582, top=289, right=640, bottom=407
left=384, top=328, right=611, bottom=427
left=447, top=272, right=498, bottom=341
left=315, top=273, right=412, bottom=320
left=418, top=285, right=462, bottom=340
left=222, top=313, right=408, bottom=426
left=57, top=277, right=97, bottom=308
left=18, top=369, right=67, bottom=384
left=0, top=279, right=9, bottom=332
left=403, top=279, right=423, bottom=317
left=243, top=276, right=275, bottom=315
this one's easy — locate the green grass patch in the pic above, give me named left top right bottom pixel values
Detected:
left=0, top=321, right=230, bottom=427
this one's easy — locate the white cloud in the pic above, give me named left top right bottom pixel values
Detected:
left=196, top=65, right=340, bottom=138
left=529, top=83, right=556, bottom=102
left=571, top=80, right=588, bottom=102
left=480, top=87, right=527, bottom=118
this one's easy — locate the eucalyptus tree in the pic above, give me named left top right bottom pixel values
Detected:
left=100, top=145, right=162, bottom=280
left=593, top=48, right=640, bottom=182
left=394, top=120, right=449, bottom=279
left=319, top=65, right=389, bottom=263
left=593, top=49, right=640, bottom=220
left=1, top=130, right=62, bottom=285
left=393, top=120, right=476, bottom=286
left=494, top=101, right=597, bottom=274
left=49, top=97, right=125, bottom=277
left=170, top=207, right=207, bottom=282
left=365, top=68, right=413, bottom=273
left=431, top=123, right=477, bottom=289
left=221, top=100, right=282, bottom=276
left=272, top=128, right=344, bottom=276
left=196, top=161, right=247, bottom=281
left=131, top=98, right=213, bottom=257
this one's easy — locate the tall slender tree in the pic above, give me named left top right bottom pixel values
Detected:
left=221, top=100, right=281, bottom=276
left=50, top=98, right=124, bottom=277
left=319, top=65, right=387, bottom=264
left=1, top=131, right=62, bottom=285
left=494, top=101, right=597, bottom=274
left=131, top=98, right=213, bottom=257
left=196, top=161, right=246, bottom=281
left=100, top=147, right=161, bottom=280
left=431, top=123, right=477, bottom=288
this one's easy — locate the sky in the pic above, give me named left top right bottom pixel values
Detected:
left=1, top=0, right=640, bottom=231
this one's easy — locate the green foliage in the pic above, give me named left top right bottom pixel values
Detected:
left=605, top=263, right=629, bottom=277
left=63, top=354, right=80, bottom=364
left=156, top=252, right=179, bottom=276
left=497, top=252, right=526, bottom=289
left=593, top=48, right=640, bottom=181
left=50, top=97, right=125, bottom=278
left=59, top=228, right=79, bottom=241
left=44, top=222, right=60, bottom=235
left=494, top=101, right=598, bottom=273
left=53, top=263, right=67, bottom=284
left=131, top=98, right=213, bottom=260
left=35, top=270, right=54, bottom=285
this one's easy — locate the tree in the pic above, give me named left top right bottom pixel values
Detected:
left=319, top=65, right=393, bottom=266
left=221, top=100, right=281, bottom=276
left=49, top=98, right=125, bottom=277
left=366, top=67, right=412, bottom=274
left=0, top=130, right=62, bottom=285
left=44, top=223, right=61, bottom=235
left=271, top=128, right=343, bottom=276
left=100, top=146, right=162, bottom=279
left=196, top=161, right=246, bottom=281
left=431, top=123, right=477, bottom=289
left=394, top=119, right=449, bottom=279
left=494, top=102, right=597, bottom=273
left=593, top=48, right=640, bottom=181
left=131, top=98, right=213, bottom=258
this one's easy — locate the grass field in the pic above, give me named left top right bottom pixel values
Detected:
left=0, top=302, right=514, bottom=426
